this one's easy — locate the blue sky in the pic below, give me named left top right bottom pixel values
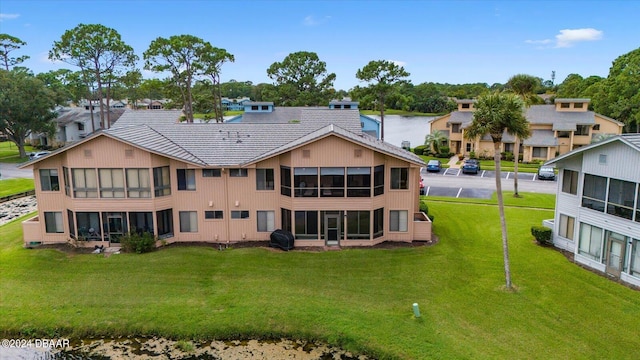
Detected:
left=1, top=0, right=638, bottom=91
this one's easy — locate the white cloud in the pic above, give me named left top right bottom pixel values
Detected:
left=555, top=28, right=603, bottom=48
left=303, top=15, right=331, bottom=26
left=525, top=28, right=603, bottom=48
left=0, top=13, right=20, bottom=21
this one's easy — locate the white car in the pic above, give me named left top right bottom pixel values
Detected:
left=29, top=151, right=50, bottom=160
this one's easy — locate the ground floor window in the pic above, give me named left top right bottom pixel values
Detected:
left=295, top=211, right=318, bottom=239
left=532, top=147, right=548, bottom=158
left=44, top=212, right=63, bottom=233
left=346, top=211, right=370, bottom=239
left=558, top=214, right=575, bottom=240
left=67, top=209, right=75, bottom=239
left=204, top=211, right=223, bottom=220
left=129, top=212, right=153, bottom=234
left=578, top=223, right=603, bottom=261
left=373, top=208, right=384, bottom=238
left=231, top=210, right=250, bottom=219
left=77, top=212, right=102, bottom=240
left=257, top=211, right=275, bottom=232
left=630, top=239, right=640, bottom=277
left=179, top=211, right=198, bottom=232
left=390, top=210, right=408, bottom=232
left=281, top=208, right=292, bottom=233
left=156, top=209, right=174, bottom=239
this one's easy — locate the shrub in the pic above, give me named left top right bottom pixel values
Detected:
left=419, top=201, right=429, bottom=215
left=503, top=151, right=514, bottom=161
left=469, top=151, right=476, bottom=159
left=439, top=146, right=450, bottom=155
left=120, top=231, right=157, bottom=253
left=531, top=226, right=552, bottom=245
left=413, top=145, right=428, bottom=155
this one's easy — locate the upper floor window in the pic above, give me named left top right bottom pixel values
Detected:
left=229, top=168, right=248, bottom=177
left=558, top=131, right=570, bottom=138
left=347, top=167, right=370, bottom=197
left=461, top=103, right=470, bottom=109
left=256, top=168, right=274, bottom=190
left=205, top=210, right=223, bottom=219
left=39, top=169, right=59, bottom=191
left=373, top=165, right=384, bottom=196
left=607, top=179, right=636, bottom=220
left=281, top=166, right=291, bottom=196
left=391, top=168, right=408, bottom=190
left=231, top=210, right=250, bottom=219
left=153, top=166, right=171, bottom=197
left=63, top=167, right=70, bottom=196
left=560, top=103, right=570, bottom=108
left=320, top=167, right=344, bottom=197
left=575, top=125, right=590, bottom=136
left=582, top=174, right=607, bottom=212
left=203, top=169, right=221, bottom=177
left=562, top=170, right=579, bottom=195
left=126, top=169, right=151, bottom=198
left=99, top=168, right=125, bottom=198
left=72, top=168, right=98, bottom=198
left=451, top=123, right=461, bottom=133
left=261, top=105, right=269, bottom=110
left=593, top=124, right=600, bottom=131
left=295, top=167, right=318, bottom=197
left=177, top=169, right=196, bottom=190
left=574, top=102, right=584, bottom=108
left=251, top=105, right=259, bottom=110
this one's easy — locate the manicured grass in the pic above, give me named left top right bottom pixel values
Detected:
left=0, top=141, right=35, bottom=163
left=0, top=178, right=35, bottom=197
left=419, top=154, right=451, bottom=168
left=424, top=191, right=556, bottom=210
left=476, top=159, right=542, bottom=173
left=1, top=198, right=639, bottom=359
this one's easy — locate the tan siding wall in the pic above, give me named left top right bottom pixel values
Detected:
left=25, top=133, right=428, bottom=247
left=594, top=115, right=623, bottom=134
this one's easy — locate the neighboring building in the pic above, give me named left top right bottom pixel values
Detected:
left=429, top=98, right=624, bottom=161
left=227, top=100, right=381, bottom=139
left=29, top=107, right=126, bottom=148
left=221, top=97, right=251, bottom=111
left=543, top=134, right=640, bottom=287
left=20, top=109, right=429, bottom=249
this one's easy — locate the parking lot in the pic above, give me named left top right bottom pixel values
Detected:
left=421, top=167, right=557, bottom=199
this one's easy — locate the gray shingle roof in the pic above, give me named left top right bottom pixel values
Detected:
left=99, top=108, right=422, bottom=167
left=545, top=133, right=640, bottom=166
left=522, top=130, right=558, bottom=147
left=526, top=105, right=595, bottom=126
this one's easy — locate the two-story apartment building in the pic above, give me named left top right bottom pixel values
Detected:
left=429, top=98, right=623, bottom=161
left=544, top=134, right=640, bottom=287
left=20, top=108, right=430, bottom=249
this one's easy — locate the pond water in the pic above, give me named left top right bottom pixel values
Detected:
left=366, top=114, right=434, bottom=148
left=1, top=337, right=369, bottom=359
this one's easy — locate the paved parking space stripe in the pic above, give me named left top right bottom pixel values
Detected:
left=456, top=188, right=463, bottom=198
left=426, top=186, right=431, bottom=196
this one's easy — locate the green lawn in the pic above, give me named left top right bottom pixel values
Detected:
left=0, top=178, right=35, bottom=197
left=1, top=196, right=639, bottom=359
left=476, top=159, right=542, bottom=173
left=0, top=141, right=35, bottom=163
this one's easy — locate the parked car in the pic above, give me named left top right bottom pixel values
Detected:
left=462, top=159, right=481, bottom=174
left=426, top=159, right=442, bottom=172
left=419, top=177, right=425, bottom=195
left=29, top=151, right=50, bottom=160
left=537, top=166, right=556, bottom=180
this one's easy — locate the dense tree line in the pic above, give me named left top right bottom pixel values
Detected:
left=1, top=24, right=638, bottom=157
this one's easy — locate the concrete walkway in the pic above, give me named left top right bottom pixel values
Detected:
left=447, top=155, right=461, bottom=169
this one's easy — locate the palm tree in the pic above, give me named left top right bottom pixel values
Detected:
left=506, top=74, right=540, bottom=197
left=424, top=130, right=448, bottom=155
left=465, top=92, right=530, bottom=290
